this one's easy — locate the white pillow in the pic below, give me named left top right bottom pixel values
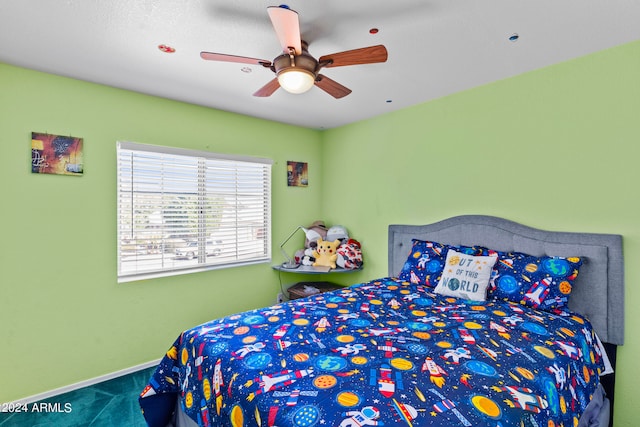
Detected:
left=434, top=249, right=498, bottom=301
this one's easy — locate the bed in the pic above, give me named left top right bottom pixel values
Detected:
left=140, top=215, right=624, bottom=427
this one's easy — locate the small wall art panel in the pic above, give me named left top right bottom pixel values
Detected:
left=31, top=132, right=83, bottom=176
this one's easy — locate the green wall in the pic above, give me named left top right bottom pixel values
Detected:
left=2, top=39, right=639, bottom=426
left=0, top=63, right=323, bottom=402
left=322, top=40, right=640, bottom=426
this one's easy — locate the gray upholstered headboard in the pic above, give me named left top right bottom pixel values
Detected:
left=388, top=215, right=624, bottom=345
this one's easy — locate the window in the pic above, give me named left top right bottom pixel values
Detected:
left=117, top=141, right=272, bottom=282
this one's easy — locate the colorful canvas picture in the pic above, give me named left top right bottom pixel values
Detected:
left=31, top=132, right=84, bottom=176
left=287, top=161, right=308, bottom=187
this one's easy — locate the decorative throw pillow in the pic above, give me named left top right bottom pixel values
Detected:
left=398, top=240, right=485, bottom=287
left=434, top=250, right=498, bottom=301
left=488, top=251, right=582, bottom=310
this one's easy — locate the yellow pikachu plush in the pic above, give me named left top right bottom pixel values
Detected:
left=312, top=238, right=341, bottom=269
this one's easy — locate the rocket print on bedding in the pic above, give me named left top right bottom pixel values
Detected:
left=141, top=277, right=606, bottom=427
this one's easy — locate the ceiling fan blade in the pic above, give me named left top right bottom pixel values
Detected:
left=200, top=51, right=271, bottom=67
left=253, top=78, right=281, bottom=97
left=319, top=45, right=388, bottom=68
left=314, top=74, right=352, bottom=99
left=267, top=6, right=302, bottom=55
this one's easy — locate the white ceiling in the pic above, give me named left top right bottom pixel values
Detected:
left=1, top=1, right=638, bottom=129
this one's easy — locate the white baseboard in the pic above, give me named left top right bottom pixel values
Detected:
left=8, top=359, right=160, bottom=406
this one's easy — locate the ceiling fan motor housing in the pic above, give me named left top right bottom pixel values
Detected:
left=272, top=49, right=318, bottom=79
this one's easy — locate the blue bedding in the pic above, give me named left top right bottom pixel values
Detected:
left=140, top=277, right=607, bottom=427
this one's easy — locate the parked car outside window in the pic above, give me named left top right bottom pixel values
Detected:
left=175, top=241, right=222, bottom=259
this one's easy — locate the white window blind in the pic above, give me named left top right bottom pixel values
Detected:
left=117, top=141, right=272, bottom=282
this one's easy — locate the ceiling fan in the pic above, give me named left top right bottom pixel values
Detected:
left=200, top=5, right=388, bottom=98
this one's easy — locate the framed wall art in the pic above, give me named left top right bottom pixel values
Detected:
left=31, top=132, right=84, bottom=176
left=287, top=161, right=308, bottom=187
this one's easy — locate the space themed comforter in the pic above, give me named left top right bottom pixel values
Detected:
left=140, top=277, right=608, bottom=427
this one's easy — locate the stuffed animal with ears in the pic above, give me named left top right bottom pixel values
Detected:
left=295, top=246, right=316, bottom=266
left=312, top=238, right=341, bottom=269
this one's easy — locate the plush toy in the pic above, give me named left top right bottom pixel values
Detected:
left=299, top=247, right=316, bottom=266
left=303, top=220, right=328, bottom=248
left=326, top=225, right=349, bottom=243
left=337, top=239, right=364, bottom=270
left=312, top=238, right=341, bottom=269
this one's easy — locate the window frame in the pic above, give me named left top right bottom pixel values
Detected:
left=117, top=141, right=273, bottom=283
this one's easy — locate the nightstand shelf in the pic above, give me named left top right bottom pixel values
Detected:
left=272, top=264, right=361, bottom=274
left=272, top=264, right=362, bottom=300
left=286, top=281, right=343, bottom=300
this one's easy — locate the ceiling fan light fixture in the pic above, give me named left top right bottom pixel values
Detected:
left=273, top=49, right=317, bottom=94
left=277, top=68, right=315, bottom=94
